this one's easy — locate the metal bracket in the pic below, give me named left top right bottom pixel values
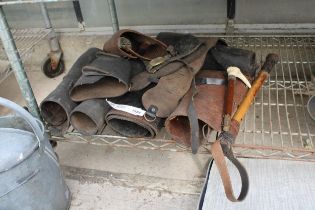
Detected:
left=72, top=0, right=85, bottom=31
left=107, top=0, right=119, bottom=33
left=225, top=0, right=235, bottom=34
left=226, top=19, right=235, bottom=34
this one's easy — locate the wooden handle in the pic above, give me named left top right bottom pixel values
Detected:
left=226, top=77, right=235, bottom=116
left=232, top=71, right=268, bottom=122
left=223, top=77, right=235, bottom=131
left=232, top=53, right=279, bottom=123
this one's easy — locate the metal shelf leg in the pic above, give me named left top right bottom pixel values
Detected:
left=40, top=2, right=63, bottom=71
left=107, top=0, right=119, bottom=33
left=0, top=6, right=41, bottom=119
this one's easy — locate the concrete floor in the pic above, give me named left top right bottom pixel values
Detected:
left=0, top=35, right=211, bottom=210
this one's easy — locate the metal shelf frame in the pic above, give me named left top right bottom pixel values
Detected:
left=0, top=0, right=119, bottom=119
left=52, top=35, right=315, bottom=162
left=1, top=1, right=314, bottom=162
left=0, top=28, right=50, bottom=83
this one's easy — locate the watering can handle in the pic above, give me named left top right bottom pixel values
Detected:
left=0, top=97, right=44, bottom=148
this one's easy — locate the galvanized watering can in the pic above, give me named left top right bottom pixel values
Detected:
left=0, top=97, right=71, bottom=210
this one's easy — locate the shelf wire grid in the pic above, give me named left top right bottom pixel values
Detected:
left=53, top=35, right=315, bottom=161
left=0, top=28, right=49, bottom=83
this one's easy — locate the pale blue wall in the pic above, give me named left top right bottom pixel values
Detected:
left=3, top=0, right=315, bottom=29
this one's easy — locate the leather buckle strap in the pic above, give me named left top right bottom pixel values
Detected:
left=211, top=136, right=249, bottom=202
left=147, top=42, right=205, bottom=75
left=146, top=46, right=178, bottom=73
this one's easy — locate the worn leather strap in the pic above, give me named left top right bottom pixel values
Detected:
left=188, top=76, right=226, bottom=154
left=188, top=79, right=200, bottom=154
left=131, top=39, right=217, bottom=92
left=106, top=110, right=160, bottom=138
left=211, top=140, right=249, bottom=202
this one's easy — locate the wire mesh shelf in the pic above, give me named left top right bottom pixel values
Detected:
left=0, top=28, right=49, bottom=83
left=52, top=35, right=315, bottom=161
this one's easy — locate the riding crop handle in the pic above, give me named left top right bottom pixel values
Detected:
left=232, top=54, right=279, bottom=123
left=261, top=53, right=279, bottom=73
left=225, top=75, right=235, bottom=116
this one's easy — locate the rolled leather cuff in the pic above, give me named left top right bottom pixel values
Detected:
left=106, top=109, right=162, bottom=138
left=40, top=48, right=101, bottom=136
left=103, top=29, right=167, bottom=60
left=70, top=52, right=145, bottom=102
left=70, top=99, right=111, bottom=135
left=105, top=90, right=162, bottom=138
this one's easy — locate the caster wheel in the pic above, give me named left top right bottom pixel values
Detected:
left=42, top=56, right=65, bottom=78
left=49, top=140, right=58, bottom=148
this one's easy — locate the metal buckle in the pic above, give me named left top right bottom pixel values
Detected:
left=144, top=105, right=158, bottom=122
left=144, top=112, right=156, bottom=122
left=146, top=45, right=176, bottom=73
left=147, top=57, right=166, bottom=73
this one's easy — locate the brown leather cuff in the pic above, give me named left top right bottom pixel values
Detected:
left=103, top=29, right=167, bottom=60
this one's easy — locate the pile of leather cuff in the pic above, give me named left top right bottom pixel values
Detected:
left=41, top=29, right=258, bottom=151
